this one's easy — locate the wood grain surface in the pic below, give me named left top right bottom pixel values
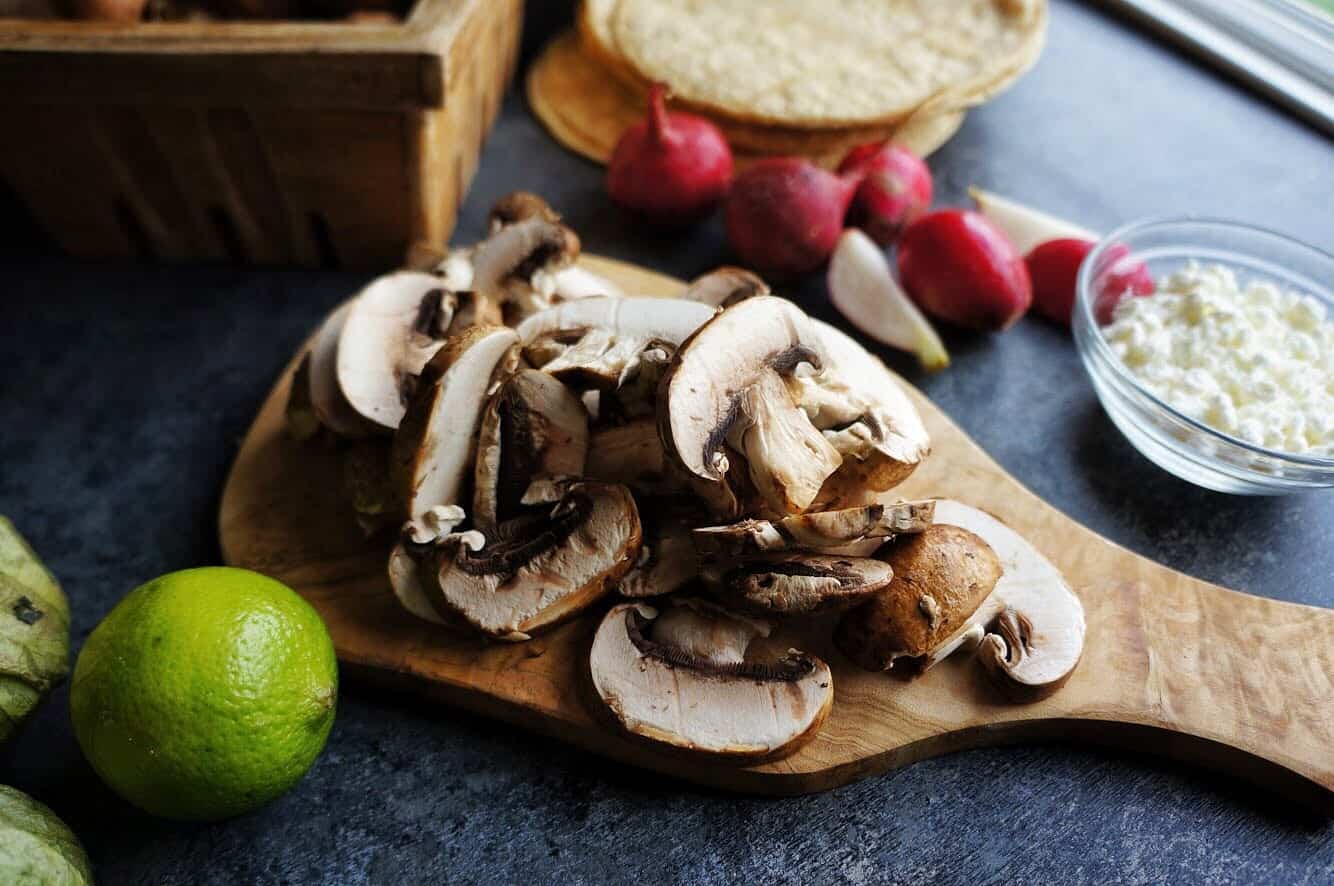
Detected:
left=219, top=256, right=1334, bottom=812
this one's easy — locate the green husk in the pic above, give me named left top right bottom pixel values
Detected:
left=0, top=785, right=92, bottom=886
left=0, top=518, right=71, bottom=744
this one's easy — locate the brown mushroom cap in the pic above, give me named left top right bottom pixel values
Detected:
left=488, top=191, right=561, bottom=232
left=392, top=325, right=521, bottom=520
left=679, top=267, right=769, bottom=308
left=588, top=601, right=834, bottom=761
left=835, top=524, right=1002, bottom=672
left=710, top=554, right=894, bottom=614
left=422, top=481, right=641, bottom=639
left=472, top=369, right=589, bottom=534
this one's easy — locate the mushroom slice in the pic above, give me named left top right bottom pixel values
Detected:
left=835, top=524, right=1003, bottom=674
left=518, top=296, right=716, bottom=390
left=387, top=505, right=486, bottom=627
left=693, top=500, right=936, bottom=559
left=488, top=191, right=561, bottom=231
left=336, top=271, right=466, bottom=432
left=470, top=215, right=580, bottom=302
left=932, top=500, right=1086, bottom=700
left=707, top=554, right=893, bottom=614
left=794, top=321, right=931, bottom=506
left=306, top=301, right=378, bottom=438
left=589, top=601, right=834, bottom=761
left=660, top=296, right=842, bottom=516
left=393, top=325, right=521, bottom=520
left=472, top=369, right=589, bottom=534
left=616, top=498, right=702, bottom=598
left=551, top=265, right=623, bottom=301
left=586, top=420, right=743, bottom=521
left=423, top=481, right=641, bottom=639
left=679, top=267, right=769, bottom=308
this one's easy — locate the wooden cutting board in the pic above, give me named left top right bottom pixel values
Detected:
left=219, top=256, right=1334, bottom=812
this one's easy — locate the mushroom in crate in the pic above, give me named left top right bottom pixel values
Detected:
left=588, top=599, right=833, bottom=762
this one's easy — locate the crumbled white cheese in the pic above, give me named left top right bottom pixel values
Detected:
left=1103, top=261, right=1334, bottom=456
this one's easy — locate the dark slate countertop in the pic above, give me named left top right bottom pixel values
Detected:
left=1, top=1, right=1331, bottom=883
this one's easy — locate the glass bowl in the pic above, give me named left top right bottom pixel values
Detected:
left=1073, top=217, right=1334, bottom=495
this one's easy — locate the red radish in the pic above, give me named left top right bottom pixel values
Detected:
left=897, top=209, right=1031, bottom=331
left=725, top=158, right=861, bottom=275
left=606, top=83, right=733, bottom=227
left=1026, top=238, right=1156, bottom=327
left=1088, top=243, right=1156, bottom=324
left=837, top=141, right=933, bottom=246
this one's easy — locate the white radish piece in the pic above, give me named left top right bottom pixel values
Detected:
left=827, top=229, right=949, bottom=372
left=968, top=187, right=1097, bottom=255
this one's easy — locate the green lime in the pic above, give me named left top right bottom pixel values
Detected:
left=0, top=785, right=91, bottom=886
left=70, top=567, right=337, bottom=822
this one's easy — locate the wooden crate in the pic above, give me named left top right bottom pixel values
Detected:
left=0, top=0, right=522, bottom=267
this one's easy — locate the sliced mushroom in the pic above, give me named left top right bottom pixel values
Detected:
left=586, top=420, right=742, bottom=521
left=517, top=296, right=716, bottom=390
left=336, top=271, right=474, bottom=432
left=932, top=500, right=1086, bottom=700
left=392, top=325, right=521, bottom=520
left=705, top=554, right=893, bottom=614
left=616, top=498, right=702, bottom=598
left=488, top=191, right=561, bottom=231
left=470, top=215, right=581, bottom=323
left=693, top=499, right=935, bottom=559
left=679, top=267, right=769, bottom=308
left=660, top=296, right=842, bottom=516
left=387, top=505, right=481, bottom=627
left=835, top=524, right=1003, bottom=674
left=799, top=321, right=931, bottom=505
left=589, top=601, right=834, bottom=761
left=307, top=301, right=378, bottom=438
left=472, top=369, right=589, bottom=534
left=422, top=480, right=641, bottom=639
left=551, top=265, right=623, bottom=301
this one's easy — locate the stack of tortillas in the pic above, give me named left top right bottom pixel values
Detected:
left=528, top=0, right=1048, bottom=167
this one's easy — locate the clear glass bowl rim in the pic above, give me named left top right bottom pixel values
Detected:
left=1074, top=214, right=1334, bottom=469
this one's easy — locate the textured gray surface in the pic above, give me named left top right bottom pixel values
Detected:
left=1, top=1, right=1332, bottom=883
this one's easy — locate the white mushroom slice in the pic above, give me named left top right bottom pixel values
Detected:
left=336, top=271, right=460, bottom=432
left=436, top=248, right=475, bottom=291
left=835, top=523, right=1004, bottom=674
left=586, top=420, right=743, bottom=521
left=933, top=500, right=1087, bottom=700
left=706, top=554, right=894, bottom=614
left=694, top=500, right=935, bottom=558
left=589, top=602, right=834, bottom=762
left=616, top=500, right=702, bottom=598
left=393, top=325, right=521, bottom=520
left=679, top=267, right=769, bottom=308
left=518, top=296, right=716, bottom=389
left=423, top=481, right=641, bottom=639
left=801, top=320, right=932, bottom=506
left=551, top=265, right=623, bottom=300
left=648, top=599, right=771, bottom=665
left=472, top=369, right=589, bottom=533
left=389, top=542, right=445, bottom=625
left=308, top=302, right=378, bottom=438
left=470, top=215, right=580, bottom=300
left=659, top=296, right=840, bottom=516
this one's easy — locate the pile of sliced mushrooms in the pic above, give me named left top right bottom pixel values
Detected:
left=287, top=193, right=1087, bottom=763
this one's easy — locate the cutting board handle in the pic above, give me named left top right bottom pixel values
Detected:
left=1071, top=576, right=1334, bottom=811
